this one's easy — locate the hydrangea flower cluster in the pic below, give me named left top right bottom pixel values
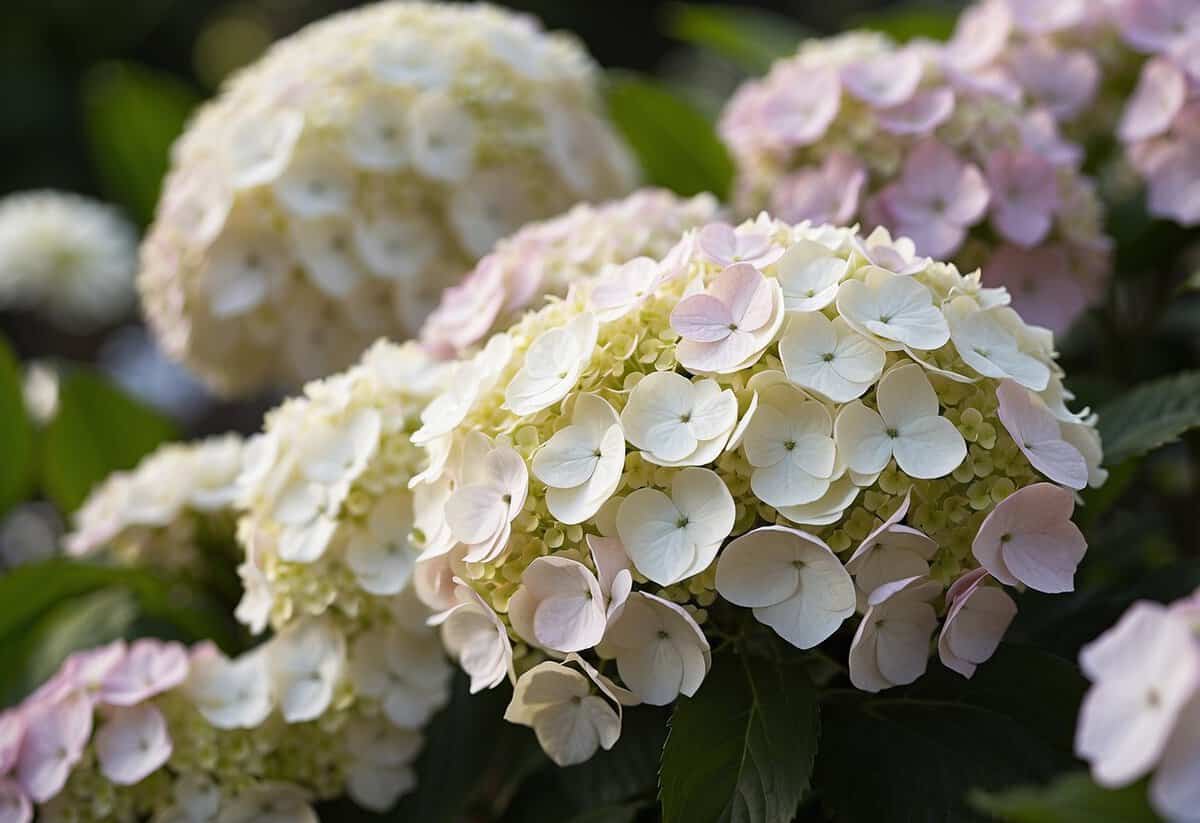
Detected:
left=1076, top=588, right=1200, bottom=822
left=420, top=189, right=721, bottom=357
left=948, top=0, right=1200, bottom=226
left=140, top=1, right=637, bottom=395
left=2, top=591, right=448, bottom=823
left=0, top=191, right=136, bottom=330
left=407, top=216, right=1105, bottom=766
left=718, top=32, right=1111, bottom=333
left=66, top=435, right=244, bottom=574
left=234, top=340, right=451, bottom=635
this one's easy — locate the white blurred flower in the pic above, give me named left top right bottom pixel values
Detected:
left=183, top=647, right=274, bottom=730
left=0, top=190, right=135, bottom=330
left=267, top=617, right=346, bottom=723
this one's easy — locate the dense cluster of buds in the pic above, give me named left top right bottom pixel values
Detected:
left=406, top=216, right=1104, bottom=765
left=140, top=1, right=637, bottom=395
left=1076, top=588, right=1200, bottom=822
left=719, top=31, right=1112, bottom=333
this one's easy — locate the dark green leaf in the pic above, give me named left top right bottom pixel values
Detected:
left=82, top=61, right=199, bottom=224
left=0, top=335, right=34, bottom=516
left=41, top=367, right=177, bottom=512
left=660, top=654, right=819, bottom=823
left=607, top=73, right=733, bottom=200
left=0, top=559, right=240, bottom=706
left=1097, top=371, right=1200, bottom=465
left=971, top=772, right=1157, bottom=823
left=567, top=806, right=639, bottom=823
left=662, top=3, right=806, bottom=73
left=852, top=7, right=958, bottom=42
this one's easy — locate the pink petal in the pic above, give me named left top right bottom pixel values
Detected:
left=709, top=263, right=772, bottom=330
left=996, top=381, right=1088, bottom=489
left=697, top=223, right=737, bottom=266
left=0, top=713, right=23, bottom=774
left=877, top=87, right=956, bottom=135
left=1019, top=109, right=1084, bottom=168
left=770, top=152, right=866, bottom=224
left=1010, top=43, right=1099, bottom=120
left=1120, top=58, right=1187, bottom=142
left=973, top=482, right=1086, bottom=593
left=842, top=49, right=923, bottom=108
left=100, top=639, right=189, bottom=706
left=945, top=1, right=1012, bottom=70
left=1007, top=0, right=1086, bottom=34
left=94, top=704, right=172, bottom=786
left=1144, top=141, right=1200, bottom=225
left=758, top=68, right=841, bottom=146
left=984, top=244, right=1096, bottom=334
left=17, top=692, right=93, bottom=803
left=671, top=293, right=733, bottom=342
left=987, top=150, right=1059, bottom=246
left=1114, top=0, right=1200, bottom=53
left=0, top=780, right=31, bottom=823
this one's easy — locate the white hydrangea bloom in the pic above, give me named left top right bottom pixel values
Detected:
left=140, top=1, right=637, bottom=395
left=65, top=434, right=244, bottom=573
left=0, top=190, right=136, bottom=330
left=406, top=215, right=1100, bottom=767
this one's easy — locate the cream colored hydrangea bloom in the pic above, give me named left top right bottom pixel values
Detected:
left=66, top=434, right=244, bottom=574
left=141, top=1, right=637, bottom=395
left=0, top=190, right=136, bottom=330
left=408, top=216, right=1103, bottom=765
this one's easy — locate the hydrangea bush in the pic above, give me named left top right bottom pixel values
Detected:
left=140, top=1, right=637, bottom=395
left=407, top=216, right=1105, bottom=765
left=719, top=32, right=1112, bottom=333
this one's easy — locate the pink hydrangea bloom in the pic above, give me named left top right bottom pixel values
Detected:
left=985, top=244, right=1100, bottom=334
left=986, top=149, right=1060, bottom=246
left=769, top=152, right=866, bottom=225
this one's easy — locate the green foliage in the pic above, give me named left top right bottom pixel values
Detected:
left=816, top=645, right=1082, bottom=822
left=971, top=772, right=1158, bottom=823
left=851, top=7, right=958, bottom=42
left=661, top=3, right=807, bottom=73
left=0, top=558, right=240, bottom=706
left=607, top=73, right=734, bottom=200
left=41, top=367, right=177, bottom=513
left=0, top=336, right=35, bottom=516
left=660, top=654, right=819, bottom=823
left=82, top=61, right=199, bottom=225
left=1097, top=371, right=1200, bottom=465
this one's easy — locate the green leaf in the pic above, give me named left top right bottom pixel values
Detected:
left=82, top=61, right=199, bottom=224
left=0, top=559, right=240, bottom=706
left=607, top=73, right=733, bottom=200
left=971, top=772, right=1157, bottom=823
left=566, top=806, right=639, bottom=823
left=660, top=654, right=819, bottom=823
left=1097, top=371, right=1200, bottom=465
left=558, top=705, right=668, bottom=810
left=41, top=367, right=177, bottom=513
left=662, top=3, right=807, bottom=73
left=852, top=7, right=959, bottom=42
left=0, top=335, right=34, bottom=515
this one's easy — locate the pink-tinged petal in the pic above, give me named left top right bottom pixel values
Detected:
left=709, top=263, right=772, bottom=330
left=987, top=150, right=1059, bottom=246
left=984, top=245, right=1096, bottom=335
left=973, top=483, right=1086, bottom=593
left=17, top=692, right=93, bottom=803
left=996, top=381, right=1088, bottom=489
left=99, top=639, right=189, bottom=706
left=842, top=49, right=923, bottom=108
left=770, top=153, right=866, bottom=224
left=1009, top=43, right=1099, bottom=120
left=670, top=294, right=733, bottom=342
left=1114, top=0, right=1200, bottom=53
left=1143, top=141, right=1200, bottom=225
left=758, top=68, right=841, bottom=146
left=1120, top=58, right=1187, bottom=142
left=94, top=704, right=172, bottom=786
left=938, top=571, right=1017, bottom=678
left=697, top=223, right=737, bottom=266
left=1007, top=0, right=1086, bottom=34
left=1020, top=109, right=1084, bottom=168
left=945, top=1, right=1012, bottom=69
left=1151, top=696, right=1200, bottom=821
left=877, top=87, right=956, bottom=135
left=0, top=780, right=31, bottom=823
left=586, top=535, right=631, bottom=601
left=419, top=256, right=507, bottom=357
left=0, top=713, right=23, bottom=774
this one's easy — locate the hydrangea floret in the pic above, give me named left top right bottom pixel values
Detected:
left=718, top=31, right=1112, bottom=333
left=408, top=216, right=1105, bottom=766
left=66, top=435, right=244, bottom=574
left=1075, top=588, right=1200, bottom=822
left=140, top=1, right=637, bottom=395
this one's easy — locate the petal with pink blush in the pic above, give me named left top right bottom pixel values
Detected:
left=758, top=68, right=841, bottom=147
left=996, top=380, right=1088, bottom=489
left=972, top=482, right=1086, bottom=593
left=770, top=152, right=866, bottom=225
left=0, top=781, right=30, bottom=823
left=696, top=223, right=783, bottom=268
left=1120, top=58, right=1187, bottom=142
left=877, top=87, right=956, bottom=135
left=987, top=150, right=1059, bottom=247
left=0, top=713, right=23, bottom=774
left=17, top=691, right=92, bottom=803
left=1144, top=141, right=1200, bottom=225
left=1009, top=43, right=1099, bottom=120
left=984, top=245, right=1095, bottom=335
left=945, top=1, right=1012, bottom=70
left=95, top=704, right=172, bottom=786
left=938, top=569, right=1017, bottom=678
left=670, top=294, right=733, bottom=342
left=841, top=49, right=923, bottom=108
left=1007, top=0, right=1085, bottom=34
left=99, top=639, right=189, bottom=706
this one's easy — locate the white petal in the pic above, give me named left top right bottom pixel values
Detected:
left=408, top=92, right=478, bottom=182
left=269, top=617, right=345, bottom=723
left=673, top=467, right=736, bottom=550
left=893, top=416, right=967, bottom=479
left=273, top=143, right=355, bottom=218
left=877, top=362, right=940, bottom=427
left=95, top=705, right=172, bottom=786
left=533, top=425, right=603, bottom=489
left=621, top=372, right=699, bottom=463
left=616, top=489, right=692, bottom=586
left=833, top=402, right=893, bottom=474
